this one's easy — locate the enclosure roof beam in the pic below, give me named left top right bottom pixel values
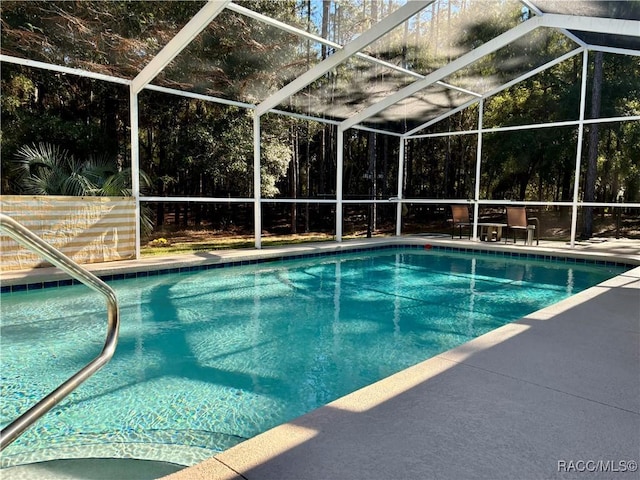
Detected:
left=404, top=46, right=584, bottom=136
left=481, top=47, right=584, bottom=99
left=404, top=99, right=480, bottom=138
left=144, top=84, right=255, bottom=110
left=341, top=14, right=640, bottom=131
left=541, top=14, right=640, bottom=38
left=589, top=45, right=640, bottom=57
left=254, top=1, right=432, bottom=117
left=520, top=0, right=587, bottom=47
left=0, top=54, right=131, bottom=85
left=228, top=3, right=424, bottom=80
left=228, top=2, right=480, bottom=100
left=341, top=15, right=545, bottom=131
left=131, top=0, right=230, bottom=94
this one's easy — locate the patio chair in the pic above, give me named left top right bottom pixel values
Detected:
left=450, top=205, right=472, bottom=239
left=505, top=207, right=539, bottom=245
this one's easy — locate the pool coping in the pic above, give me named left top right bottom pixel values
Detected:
left=2, top=236, right=639, bottom=291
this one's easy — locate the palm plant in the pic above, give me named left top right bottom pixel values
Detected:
left=12, top=143, right=150, bottom=196
left=12, top=142, right=153, bottom=235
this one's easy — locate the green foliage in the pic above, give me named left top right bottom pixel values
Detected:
left=12, top=142, right=150, bottom=197
left=1, top=62, right=130, bottom=194
left=0, top=73, right=35, bottom=113
left=261, top=139, right=293, bottom=197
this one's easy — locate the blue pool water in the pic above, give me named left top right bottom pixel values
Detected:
left=0, top=248, right=628, bottom=466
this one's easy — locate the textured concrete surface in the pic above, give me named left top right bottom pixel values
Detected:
left=162, top=264, right=640, bottom=480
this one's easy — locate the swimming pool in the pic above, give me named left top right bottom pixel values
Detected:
left=0, top=247, right=629, bottom=468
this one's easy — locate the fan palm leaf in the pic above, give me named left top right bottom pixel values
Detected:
left=100, top=168, right=152, bottom=196
left=12, top=143, right=71, bottom=194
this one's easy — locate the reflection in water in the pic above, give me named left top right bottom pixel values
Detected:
left=567, top=268, right=574, bottom=296
left=0, top=250, right=625, bottom=466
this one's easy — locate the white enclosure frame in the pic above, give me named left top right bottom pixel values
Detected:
left=2, top=1, right=639, bottom=256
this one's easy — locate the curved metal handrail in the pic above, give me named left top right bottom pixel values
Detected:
left=0, top=213, right=120, bottom=451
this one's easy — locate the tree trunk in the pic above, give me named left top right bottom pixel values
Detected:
left=582, top=51, right=603, bottom=239
left=321, top=0, right=330, bottom=59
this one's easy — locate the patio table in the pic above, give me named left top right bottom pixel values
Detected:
left=477, top=223, right=507, bottom=242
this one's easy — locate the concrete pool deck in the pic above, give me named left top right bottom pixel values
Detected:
left=2, top=237, right=639, bottom=479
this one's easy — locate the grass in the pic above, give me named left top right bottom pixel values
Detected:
left=141, top=232, right=341, bottom=256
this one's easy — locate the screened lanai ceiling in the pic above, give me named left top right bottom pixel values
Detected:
left=1, top=0, right=639, bottom=134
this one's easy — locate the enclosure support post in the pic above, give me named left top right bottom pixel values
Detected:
left=254, top=113, right=262, bottom=249
left=472, top=99, right=484, bottom=241
left=130, top=89, right=141, bottom=259
left=396, top=138, right=405, bottom=236
left=570, top=48, right=589, bottom=248
left=336, top=127, right=344, bottom=242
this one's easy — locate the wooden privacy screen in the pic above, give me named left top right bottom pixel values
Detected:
left=1, top=195, right=136, bottom=271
